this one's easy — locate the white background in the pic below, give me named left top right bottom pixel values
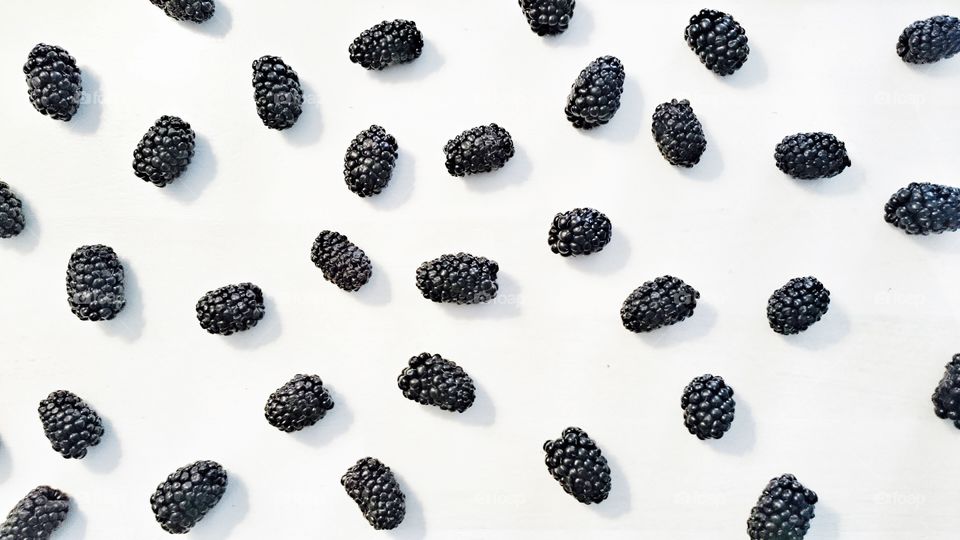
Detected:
left=0, top=0, right=958, bottom=538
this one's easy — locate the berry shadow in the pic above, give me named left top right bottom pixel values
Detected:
left=226, top=296, right=282, bottom=349
left=461, top=146, right=532, bottom=194
left=908, top=60, right=960, bottom=78
left=592, top=448, right=630, bottom=519
left=0, top=436, right=11, bottom=483
left=2, top=194, right=40, bottom=253
left=369, top=153, right=415, bottom=211
left=178, top=2, right=232, bottom=38
left=389, top=471, right=426, bottom=540
left=542, top=3, right=593, bottom=47
left=636, top=302, right=717, bottom=348
left=566, top=232, right=630, bottom=275
left=353, top=262, right=392, bottom=306
left=788, top=165, right=865, bottom=196
left=709, top=397, right=755, bottom=456
left=282, top=80, right=323, bottom=147
left=783, top=302, right=849, bottom=351
left=55, top=499, right=87, bottom=539
left=580, top=76, right=642, bottom=144
left=438, top=273, right=522, bottom=320
left=83, top=415, right=121, bottom=474
left=66, top=67, right=102, bottom=134
left=190, top=473, right=249, bottom=540
left=810, top=502, right=840, bottom=539
left=167, top=133, right=217, bottom=203
left=677, top=123, right=725, bottom=181
left=292, top=390, right=353, bottom=447
left=913, top=231, right=960, bottom=254
left=370, top=40, right=444, bottom=83
left=100, top=260, right=145, bottom=342
left=724, top=46, right=768, bottom=89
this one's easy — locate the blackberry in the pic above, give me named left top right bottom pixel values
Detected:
left=341, top=457, right=406, bottom=530
left=932, top=354, right=960, bottom=429
left=195, top=282, right=265, bottom=335
left=23, top=44, right=83, bottom=121
left=518, top=0, right=575, bottom=36
left=344, top=125, right=398, bottom=197
left=747, top=474, right=818, bottom=539
left=0, top=181, right=25, bottom=239
left=774, top=133, right=851, bottom=180
left=416, top=253, right=499, bottom=305
left=38, top=390, right=103, bottom=459
left=310, top=230, right=372, bottom=292
left=264, top=374, right=334, bottom=433
left=564, top=56, right=625, bottom=129
left=684, top=9, right=749, bottom=76
left=0, top=486, right=70, bottom=540
left=897, top=15, right=960, bottom=64
left=767, top=277, right=830, bottom=335
left=547, top=207, right=612, bottom=257
left=66, top=245, right=126, bottom=322
left=132, top=115, right=196, bottom=188
left=349, top=20, right=423, bottom=70
left=397, top=353, right=475, bottom=413
left=443, top=124, right=515, bottom=177
left=149, top=0, right=215, bottom=23
left=884, top=182, right=960, bottom=235
left=252, top=55, right=303, bottom=130
left=543, top=427, right=611, bottom=504
left=150, top=460, right=228, bottom=534
left=651, top=99, right=707, bottom=168
left=620, top=275, right=700, bottom=333
left=681, top=374, right=735, bottom=440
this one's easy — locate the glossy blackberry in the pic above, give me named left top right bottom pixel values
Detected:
left=149, top=0, right=215, bottom=23
left=341, top=457, right=406, bottom=530
left=264, top=374, right=334, bottom=432
left=150, top=460, right=227, bottom=534
left=252, top=55, right=303, bottom=130
left=932, top=354, right=960, bottom=429
left=897, top=15, right=960, bottom=64
left=564, top=56, right=625, bottom=129
left=774, top=133, right=851, bottom=180
left=620, top=275, right=699, bottom=333
left=66, top=244, right=126, bottom=322
left=884, top=182, right=960, bottom=235
left=0, top=486, right=70, bottom=540
left=443, top=124, right=515, bottom=177
left=416, top=253, right=499, bottom=305
left=23, top=43, right=82, bottom=121
left=684, top=9, right=749, bottom=76
left=38, top=390, right=103, bottom=459
left=344, top=125, right=398, bottom=197
left=195, top=282, right=265, bottom=335
left=310, top=230, right=372, bottom=292
left=398, top=353, right=475, bottom=413
left=767, top=277, right=830, bottom=335
left=133, top=116, right=196, bottom=187
left=0, top=182, right=25, bottom=239
left=747, top=474, right=818, bottom=539
left=548, top=207, right=611, bottom=257
left=519, top=0, right=575, bottom=36
left=349, top=20, right=423, bottom=70
left=543, top=427, right=611, bottom=505
left=681, top=374, right=735, bottom=440
left=652, top=99, right=706, bottom=167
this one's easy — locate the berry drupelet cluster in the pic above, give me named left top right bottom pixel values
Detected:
left=565, top=56, right=625, bottom=129
left=767, top=277, right=830, bottom=335
left=681, top=374, right=736, bottom=440
left=132, top=115, right=196, bottom=187
left=0, top=181, right=25, bottom=239
left=774, top=132, right=851, bottom=180
left=341, top=457, right=406, bottom=530
left=0, top=486, right=70, bottom=540
left=252, top=55, right=303, bottom=130
left=416, top=253, right=500, bottom=305
left=344, top=125, right=398, bottom=197
left=543, top=427, right=612, bottom=504
left=397, top=353, right=476, bottom=413
left=747, top=474, right=818, bottom=539
left=884, top=182, right=960, bottom=235
left=547, top=207, right=612, bottom=256
left=310, top=230, right=373, bottom=292
left=621, top=276, right=700, bottom=333
left=195, top=282, right=265, bottom=335
left=349, top=20, right=423, bottom=70
left=66, top=245, right=126, bottom=322
left=38, top=390, right=104, bottom=459
left=651, top=99, right=707, bottom=168
left=444, top=124, right=515, bottom=177
left=150, top=460, right=228, bottom=534
left=264, top=374, right=335, bottom=432
left=684, top=9, right=749, bottom=76
left=23, top=43, right=83, bottom=121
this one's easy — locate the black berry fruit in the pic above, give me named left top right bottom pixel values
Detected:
left=547, top=207, right=611, bottom=256
left=681, top=374, right=735, bottom=440
left=149, top=0, right=215, bottom=23
left=518, top=0, right=575, bottom=36
left=38, top=390, right=103, bottom=459
left=196, top=282, right=265, bottom=335
left=66, top=245, right=126, bottom=322
left=344, top=125, right=398, bottom=197
left=897, top=15, right=960, bottom=64
left=620, top=275, right=700, bottom=333
left=397, top=353, right=475, bottom=413
left=651, top=99, right=707, bottom=167
left=150, top=460, right=228, bottom=534
left=767, top=277, right=830, bottom=335
left=747, top=474, right=818, bottom=539
left=133, top=116, right=196, bottom=188
left=564, top=56, right=625, bottom=129
left=443, top=124, right=515, bottom=177
left=932, top=354, right=960, bottom=429
left=684, top=9, right=749, bottom=76
left=349, top=20, right=423, bottom=70
left=264, top=374, right=335, bottom=433
left=884, top=182, right=960, bottom=235
left=23, top=44, right=82, bottom=121
left=0, top=486, right=70, bottom=540
left=543, top=427, right=611, bottom=504
left=310, top=230, right=372, bottom=292
left=252, top=55, right=303, bottom=130
left=774, top=132, right=851, bottom=180
left=416, top=253, right=499, bottom=305
left=341, top=457, right=406, bottom=530
left=0, top=181, right=25, bottom=239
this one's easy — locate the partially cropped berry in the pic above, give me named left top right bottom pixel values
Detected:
left=518, top=0, right=575, bottom=36
left=416, top=253, right=499, bottom=305
left=133, top=116, right=196, bottom=187
left=310, top=230, right=372, bottom=292
left=684, top=9, right=749, bottom=76
left=565, top=56, right=625, bottom=129
left=344, top=125, right=398, bottom=197
left=884, top=182, right=960, bottom=235
left=264, top=374, right=334, bottom=433
left=196, top=282, right=265, bottom=335
left=652, top=99, right=707, bottom=168
left=620, top=276, right=700, bottom=333
left=149, top=0, right=215, bottom=23
left=932, top=354, right=960, bottom=429
left=747, top=474, right=818, bottom=539
left=444, top=124, right=515, bottom=177
left=774, top=133, right=850, bottom=180
left=252, top=55, right=303, bottom=130
left=349, top=20, right=423, bottom=70
left=398, top=353, right=475, bottom=413
left=341, top=457, right=406, bottom=530
left=23, top=44, right=83, bottom=121
left=543, top=427, right=611, bottom=504
left=897, top=15, right=960, bottom=64
left=548, top=207, right=611, bottom=256
left=767, top=277, right=830, bottom=335
left=0, top=181, right=25, bottom=239
left=681, top=375, right=735, bottom=440
left=0, top=486, right=70, bottom=540
left=66, top=245, right=126, bottom=322
left=38, top=390, right=103, bottom=459
left=150, top=460, right=227, bottom=534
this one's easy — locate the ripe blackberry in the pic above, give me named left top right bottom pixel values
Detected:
left=897, top=15, right=960, bottom=64
left=416, top=253, right=499, bottom=305
left=547, top=207, right=611, bottom=257
left=397, top=353, right=475, bottom=413
left=150, top=460, right=228, bottom=534
left=264, top=374, right=334, bottom=433
left=620, top=275, right=700, bottom=333
left=149, top=0, right=215, bottom=23
left=132, top=116, right=196, bottom=188
left=38, top=390, right=103, bottom=459
left=349, top=20, right=423, bottom=70
left=310, top=230, right=372, bottom=292
left=932, top=354, right=960, bottom=429
left=195, top=282, right=265, bottom=335
left=443, top=124, right=515, bottom=177
left=23, top=44, right=83, bottom=121
left=747, top=474, right=818, bottom=539
left=684, top=9, right=749, bottom=76
left=543, top=427, right=611, bottom=504
left=564, top=56, right=625, bottom=129
left=341, top=457, right=406, bottom=530
left=774, top=133, right=851, bottom=180
left=884, top=182, right=960, bottom=235
left=66, top=244, right=126, bottom=322
left=681, top=374, right=735, bottom=440
left=767, top=277, right=830, bottom=335
left=0, top=486, right=70, bottom=540
left=344, top=125, right=398, bottom=197
left=252, top=55, right=303, bottom=130
left=651, top=99, right=707, bottom=168
left=518, top=0, right=575, bottom=36
left=0, top=181, right=25, bottom=239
